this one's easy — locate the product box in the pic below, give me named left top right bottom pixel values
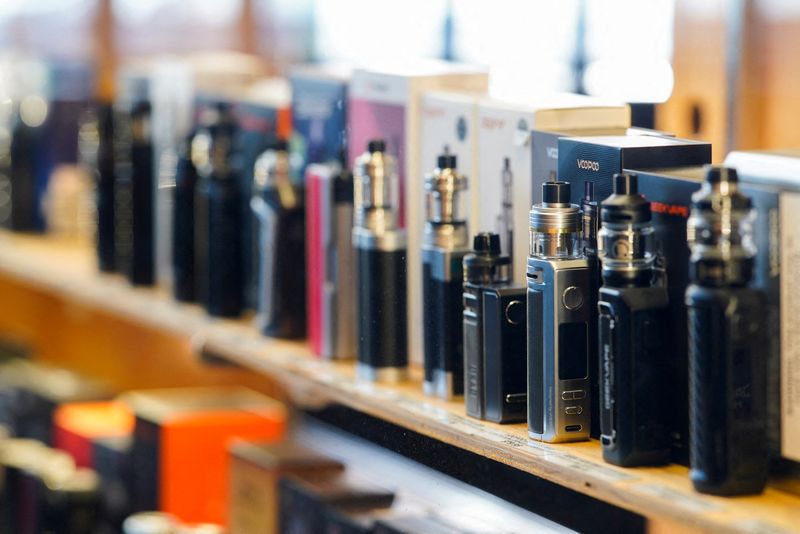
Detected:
left=477, top=94, right=630, bottom=285
left=228, top=440, right=344, bottom=534
left=93, top=435, right=133, bottom=533
left=348, top=60, right=488, bottom=364
left=121, top=387, right=287, bottom=525
left=289, top=63, right=351, bottom=169
left=53, top=400, right=134, bottom=468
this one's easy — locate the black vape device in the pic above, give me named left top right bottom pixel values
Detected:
left=527, top=181, right=592, bottom=443
left=598, top=173, right=671, bottom=466
left=353, top=140, right=407, bottom=383
left=463, top=233, right=527, bottom=423
left=251, top=139, right=306, bottom=338
left=9, top=103, right=47, bottom=232
left=422, top=153, right=469, bottom=399
left=686, top=165, right=768, bottom=495
left=193, top=104, right=244, bottom=317
left=581, top=181, right=601, bottom=437
left=78, top=103, right=116, bottom=272
left=114, top=78, right=154, bottom=286
left=171, top=130, right=199, bottom=302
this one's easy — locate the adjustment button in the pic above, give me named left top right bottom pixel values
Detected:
left=562, top=286, right=584, bottom=310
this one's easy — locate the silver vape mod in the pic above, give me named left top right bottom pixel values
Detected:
left=527, top=181, right=591, bottom=443
left=422, top=153, right=469, bottom=399
left=353, top=139, right=408, bottom=383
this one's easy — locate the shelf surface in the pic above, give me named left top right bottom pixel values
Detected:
left=0, top=232, right=798, bottom=534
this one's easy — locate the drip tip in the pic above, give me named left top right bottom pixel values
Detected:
left=270, top=138, right=288, bottom=152
left=473, top=232, right=501, bottom=256
left=367, top=139, right=386, bottom=153
left=704, top=164, right=738, bottom=184
left=613, top=172, right=638, bottom=195
left=542, top=181, right=571, bottom=205
left=584, top=181, right=595, bottom=201
left=437, top=153, right=457, bottom=170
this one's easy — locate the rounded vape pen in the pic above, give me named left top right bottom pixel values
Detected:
left=422, top=153, right=469, bottom=398
left=527, top=181, right=592, bottom=443
left=172, top=130, right=199, bottom=302
left=686, top=165, right=767, bottom=495
left=353, top=139, right=408, bottom=383
left=598, top=172, right=671, bottom=466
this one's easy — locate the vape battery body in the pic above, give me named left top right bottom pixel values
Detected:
left=171, top=131, right=199, bottom=302
left=580, top=182, right=601, bottom=438
left=306, top=162, right=356, bottom=359
left=422, top=155, right=469, bottom=399
left=353, top=141, right=408, bottom=383
left=252, top=145, right=306, bottom=339
left=686, top=166, right=768, bottom=495
left=527, top=182, right=592, bottom=443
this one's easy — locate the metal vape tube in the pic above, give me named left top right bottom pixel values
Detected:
left=353, top=139, right=408, bottom=383
left=193, top=104, right=244, bottom=317
left=685, top=165, right=767, bottom=495
left=597, top=173, right=671, bottom=467
left=527, top=181, right=592, bottom=443
left=422, top=153, right=469, bottom=399
left=251, top=139, right=306, bottom=339
left=497, top=158, right=514, bottom=274
left=171, top=130, right=199, bottom=302
left=581, top=181, right=601, bottom=438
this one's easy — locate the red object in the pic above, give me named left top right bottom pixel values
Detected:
left=53, top=401, right=134, bottom=468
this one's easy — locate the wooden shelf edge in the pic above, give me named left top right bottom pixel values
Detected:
left=0, top=232, right=797, bottom=534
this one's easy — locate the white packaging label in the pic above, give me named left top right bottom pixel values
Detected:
left=781, top=192, right=800, bottom=461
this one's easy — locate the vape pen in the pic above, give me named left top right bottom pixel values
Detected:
left=463, top=233, right=527, bottom=423
left=686, top=165, right=767, bottom=495
left=193, top=103, right=244, bottom=317
left=251, top=139, right=306, bottom=338
left=581, top=181, right=601, bottom=437
left=353, top=139, right=407, bottom=383
left=527, top=181, right=591, bottom=443
left=496, top=158, right=514, bottom=272
left=422, top=153, right=469, bottom=399
left=306, top=161, right=356, bottom=358
left=171, top=130, right=199, bottom=302
left=598, top=172, right=671, bottom=466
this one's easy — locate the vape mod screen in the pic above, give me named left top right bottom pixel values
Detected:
left=558, top=322, right=588, bottom=379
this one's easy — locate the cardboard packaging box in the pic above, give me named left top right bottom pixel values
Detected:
left=476, top=94, right=630, bottom=285
left=348, top=60, right=488, bottom=365
left=228, top=441, right=344, bottom=534
left=53, top=400, right=134, bottom=469
left=121, top=387, right=287, bottom=525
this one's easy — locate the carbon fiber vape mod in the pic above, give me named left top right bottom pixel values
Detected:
left=251, top=139, right=306, bottom=338
left=422, top=153, right=469, bottom=399
left=497, top=158, right=514, bottom=272
left=193, top=104, right=244, bottom=317
left=114, top=78, right=154, bottom=286
left=686, top=165, right=768, bottom=495
left=598, top=173, right=671, bottom=466
left=171, top=130, right=199, bottom=302
left=306, top=161, right=356, bottom=359
left=353, top=139, right=407, bottom=383
left=527, top=181, right=592, bottom=442
left=581, top=181, right=601, bottom=437
left=463, top=233, right=527, bottom=423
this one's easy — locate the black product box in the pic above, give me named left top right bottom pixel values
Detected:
left=93, top=435, right=133, bottom=533
left=632, top=166, right=789, bottom=465
left=278, top=476, right=394, bottom=534
left=556, top=135, right=711, bottom=207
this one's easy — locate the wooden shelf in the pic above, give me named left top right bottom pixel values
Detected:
left=0, top=231, right=798, bottom=534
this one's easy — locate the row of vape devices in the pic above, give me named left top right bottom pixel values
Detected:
left=346, top=140, right=767, bottom=496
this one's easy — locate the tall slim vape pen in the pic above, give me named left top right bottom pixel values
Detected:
left=353, top=139, right=407, bottom=383
left=497, top=157, right=514, bottom=274
left=306, top=161, right=356, bottom=358
left=581, top=181, right=601, bottom=437
left=527, top=181, right=591, bottom=443
left=251, top=139, right=306, bottom=338
left=598, top=173, right=671, bottom=466
left=422, top=153, right=469, bottom=399
left=686, top=165, right=767, bottom=495
left=171, top=130, right=199, bottom=302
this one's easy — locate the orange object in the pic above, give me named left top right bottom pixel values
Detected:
left=122, top=387, right=287, bottom=526
left=53, top=401, right=134, bottom=468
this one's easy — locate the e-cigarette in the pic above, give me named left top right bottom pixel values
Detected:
left=353, top=139, right=407, bottom=383
left=306, top=161, right=356, bottom=359
left=581, top=181, right=601, bottom=437
left=686, top=165, right=767, bottom=495
left=171, top=130, right=199, bottom=302
left=251, top=139, right=306, bottom=338
left=463, top=233, right=527, bottom=423
left=527, top=181, right=591, bottom=443
left=598, top=172, right=671, bottom=466
left=193, top=103, right=244, bottom=317
left=422, top=153, right=469, bottom=399
left=496, top=158, right=514, bottom=272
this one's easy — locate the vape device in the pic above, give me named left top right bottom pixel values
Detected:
left=306, top=161, right=356, bottom=358
left=463, top=233, right=527, bottom=423
left=193, top=104, right=244, bottom=317
left=422, top=153, right=469, bottom=399
left=686, top=165, right=768, bottom=495
left=527, top=181, right=592, bottom=442
left=497, top=157, right=514, bottom=273
left=171, top=130, right=199, bottom=302
left=353, top=139, right=407, bottom=383
left=9, top=102, right=47, bottom=232
left=581, top=181, right=601, bottom=437
left=598, top=173, right=671, bottom=466
left=114, top=76, right=155, bottom=286
left=251, top=139, right=306, bottom=338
